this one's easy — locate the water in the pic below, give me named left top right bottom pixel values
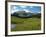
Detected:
left=11, top=24, right=16, bottom=29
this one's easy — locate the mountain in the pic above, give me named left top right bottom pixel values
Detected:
left=11, top=11, right=41, bottom=18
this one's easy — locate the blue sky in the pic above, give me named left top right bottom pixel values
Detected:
left=11, top=5, right=41, bottom=14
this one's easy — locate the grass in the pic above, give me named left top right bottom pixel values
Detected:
left=11, top=16, right=41, bottom=31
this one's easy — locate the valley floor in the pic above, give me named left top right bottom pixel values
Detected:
left=11, top=16, right=41, bottom=31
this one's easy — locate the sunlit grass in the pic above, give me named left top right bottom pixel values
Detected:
left=11, top=16, right=41, bottom=31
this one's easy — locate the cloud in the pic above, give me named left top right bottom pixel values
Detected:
left=23, top=9, right=31, bottom=13
left=11, top=9, right=19, bottom=14
left=20, top=6, right=26, bottom=8
left=12, top=6, right=18, bottom=11
left=11, top=5, right=41, bottom=14
left=38, top=12, right=41, bottom=13
left=30, top=6, right=33, bottom=8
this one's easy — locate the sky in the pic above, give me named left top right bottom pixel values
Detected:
left=11, top=5, right=41, bottom=14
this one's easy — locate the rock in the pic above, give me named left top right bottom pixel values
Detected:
left=11, top=24, right=16, bottom=29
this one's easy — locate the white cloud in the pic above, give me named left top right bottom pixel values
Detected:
left=11, top=10, right=15, bottom=14
left=20, top=6, right=26, bottom=8
left=11, top=6, right=34, bottom=14
left=38, top=12, right=41, bottom=13
left=23, top=9, right=31, bottom=13
left=11, top=6, right=19, bottom=14
left=30, top=6, right=33, bottom=8
left=11, top=9, right=19, bottom=14
left=12, top=6, right=18, bottom=10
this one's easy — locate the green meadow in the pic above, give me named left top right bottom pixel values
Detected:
left=11, top=16, right=41, bottom=31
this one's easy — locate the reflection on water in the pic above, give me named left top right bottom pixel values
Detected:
left=11, top=24, right=16, bottom=29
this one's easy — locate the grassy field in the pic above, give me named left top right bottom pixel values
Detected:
left=11, top=16, right=41, bottom=31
